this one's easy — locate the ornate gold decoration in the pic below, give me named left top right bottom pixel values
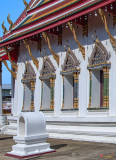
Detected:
left=2, top=60, right=16, bottom=79
left=68, top=22, right=85, bottom=59
left=88, top=32, right=111, bottom=66
left=23, top=39, right=39, bottom=70
left=3, top=47, right=18, bottom=72
left=7, top=14, right=15, bottom=30
left=23, top=0, right=30, bottom=10
left=42, top=32, right=59, bottom=66
left=40, top=50, right=56, bottom=78
left=2, top=21, right=8, bottom=35
left=99, top=9, right=116, bottom=51
left=0, top=37, right=2, bottom=41
left=62, top=44, right=80, bottom=72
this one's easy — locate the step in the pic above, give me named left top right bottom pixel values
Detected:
left=46, top=125, right=116, bottom=136
left=48, top=133, right=116, bottom=144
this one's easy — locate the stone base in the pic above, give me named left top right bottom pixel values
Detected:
left=6, top=134, right=55, bottom=158
left=6, top=150, right=55, bottom=159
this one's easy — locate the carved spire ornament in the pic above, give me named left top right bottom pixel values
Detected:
left=7, top=13, right=15, bottom=30
left=68, top=21, right=85, bottom=59
left=3, top=47, right=18, bottom=72
left=23, top=39, right=39, bottom=70
left=2, top=21, right=8, bottom=35
left=2, top=60, right=16, bottom=79
left=23, top=0, right=30, bottom=11
left=99, top=9, right=116, bottom=52
left=42, top=32, right=59, bottom=66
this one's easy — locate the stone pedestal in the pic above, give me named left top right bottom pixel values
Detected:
left=6, top=112, right=55, bottom=159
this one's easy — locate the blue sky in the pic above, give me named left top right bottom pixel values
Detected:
left=0, top=0, right=30, bottom=84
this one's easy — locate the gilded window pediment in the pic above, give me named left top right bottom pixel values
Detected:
left=40, top=57, right=56, bottom=78
left=62, top=45, right=80, bottom=73
left=88, top=35, right=111, bottom=67
left=23, top=61, right=36, bottom=80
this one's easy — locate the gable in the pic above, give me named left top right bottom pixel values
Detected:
left=40, top=57, right=56, bottom=77
left=23, top=61, right=36, bottom=80
left=62, top=46, right=80, bottom=72
left=88, top=38, right=111, bottom=66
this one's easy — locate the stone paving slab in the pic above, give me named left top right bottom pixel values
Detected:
left=0, top=134, right=116, bottom=159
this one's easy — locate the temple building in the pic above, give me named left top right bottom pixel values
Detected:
left=0, top=0, right=116, bottom=142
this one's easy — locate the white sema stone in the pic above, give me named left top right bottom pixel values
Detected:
left=7, top=112, right=54, bottom=158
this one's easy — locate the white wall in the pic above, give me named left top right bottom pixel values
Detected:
left=11, top=10, right=116, bottom=122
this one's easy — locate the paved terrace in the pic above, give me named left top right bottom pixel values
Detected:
left=0, top=134, right=116, bottom=160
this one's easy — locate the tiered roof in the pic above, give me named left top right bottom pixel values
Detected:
left=0, top=0, right=116, bottom=59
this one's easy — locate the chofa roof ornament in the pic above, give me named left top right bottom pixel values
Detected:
left=23, top=0, right=31, bottom=11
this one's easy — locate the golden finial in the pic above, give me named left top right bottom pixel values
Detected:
left=23, top=0, right=30, bottom=11
left=7, top=13, right=15, bottom=30
left=2, top=21, right=8, bottom=35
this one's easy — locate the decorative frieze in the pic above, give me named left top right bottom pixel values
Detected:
left=103, top=66, right=109, bottom=108
left=50, top=77, right=55, bottom=109
left=30, top=81, right=35, bottom=111
left=73, top=72, right=79, bottom=109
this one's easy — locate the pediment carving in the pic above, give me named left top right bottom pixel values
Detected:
left=62, top=45, right=80, bottom=71
left=23, top=61, right=36, bottom=80
left=88, top=34, right=111, bottom=66
left=40, top=57, right=56, bottom=77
